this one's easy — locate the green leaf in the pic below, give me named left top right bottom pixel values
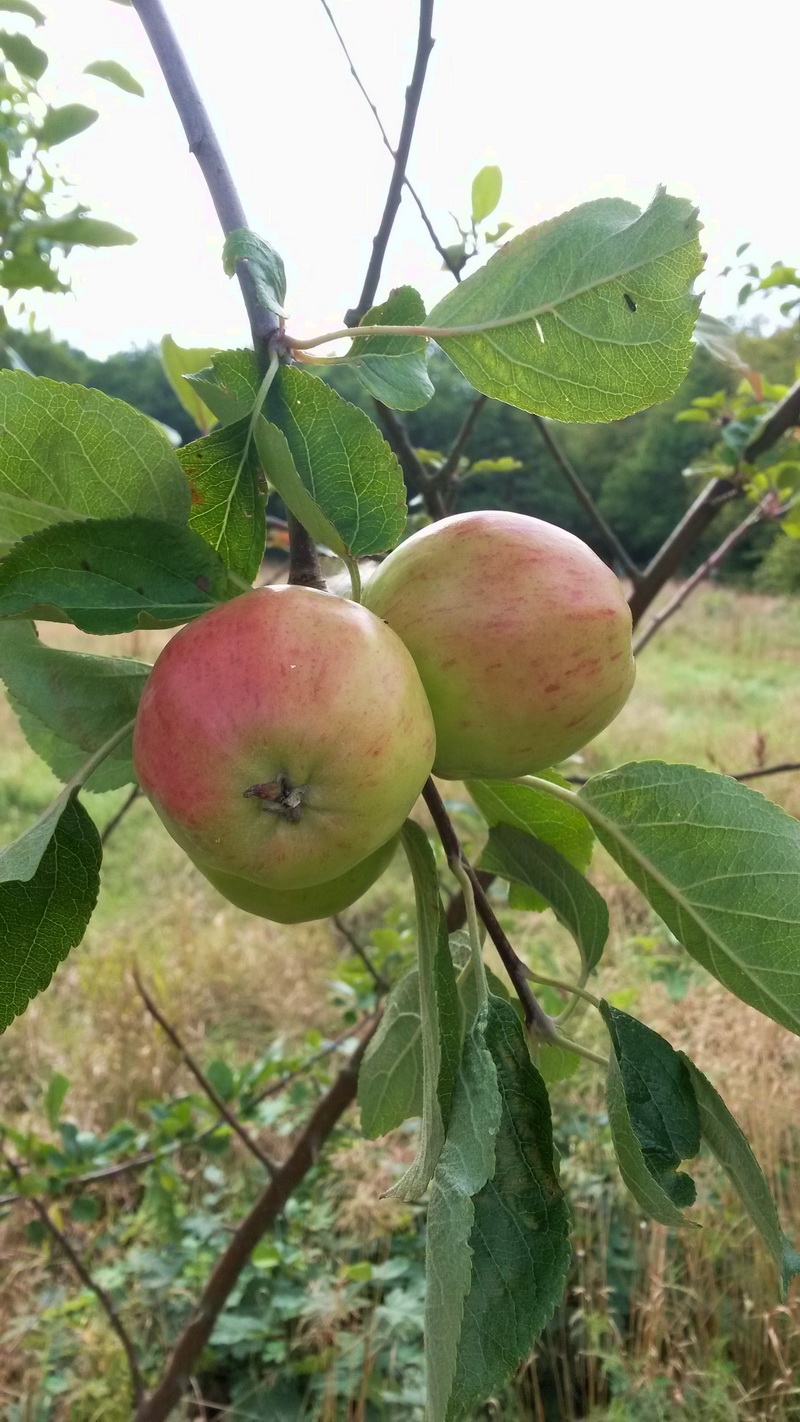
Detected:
left=469, top=774, right=594, bottom=913
left=390, top=821, right=461, bottom=1201
left=266, top=365, right=408, bottom=557
left=0, top=620, right=148, bottom=790
left=178, top=418, right=267, bottom=584
left=426, top=188, right=703, bottom=422
left=605, top=1050, right=694, bottom=1227
left=24, top=216, right=136, bottom=248
left=348, top=286, right=434, bottom=410
left=0, top=1, right=45, bottom=22
left=69, top=1194, right=101, bottom=1222
left=160, top=336, right=219, bottom=433
left=0, top=251, right=68, bottom=296
left=601, top=1004, right=699, bottom=1207
left=680, top=1055, right=800, bottom=1297
left=484, top=221, right=512, bottom=245
left=0, top=515, right=232, bottom=633
left=222, top=229, right=286, bottom=316
left=441, top=997, right=572, bottom=1421
left=471, top=165, right=502, bottom=225
left=206, top=1060, right=235, bottom=1102
left=675, top=407, right=711, bottom=423
left=0, top=29, right=47, bottom=78
left=37, top=104, right=98, bottom=147
left=44, top=1071, right=70, bottom=1128
left=482, top=823, right=608, bottom=974
left=359, top=964, right=423, bottom=1137
left=425, top=1009, right=501, bottom=1422
left=253, top=416, right=346, bottom=557
left=0, top=371, right=190, bottom=553
left=83, top=59, right=144, bottom=97
left=0, top=789, right=101, bottom=1033
left=578, top=761, right=800, bottom=1038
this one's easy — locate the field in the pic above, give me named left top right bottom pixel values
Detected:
left=1, top=582, right=800, bottom=1419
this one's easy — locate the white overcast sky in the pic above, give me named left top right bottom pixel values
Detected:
left=21, top=0, right=798, bottom=356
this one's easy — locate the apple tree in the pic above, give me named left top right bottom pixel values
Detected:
left=0, top=1, right=798, bottom=1417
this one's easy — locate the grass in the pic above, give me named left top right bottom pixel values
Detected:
left=2, top=582, right=800, bottom=1417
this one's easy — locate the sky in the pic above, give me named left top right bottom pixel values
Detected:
left=18, top=0, right=799, bottom=357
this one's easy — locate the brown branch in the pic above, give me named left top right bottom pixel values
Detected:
left=130, top=0, right=278, bottom=357
left=629, top=377, right=800, bottom=625
left=101, top=784, right=141, bottom=846
left=437, top=393, right=488, bottom=501
left=345, top=0, right=436, bottom=326
left=134, top=1024, right=377, bottom=1422
left=317, top=0, right=461, bottom=282
left=745, top=377, right=800, bottom=461
left=0, top=1141, right=144, bottom=1404
left=286, top=512, right=325, bottom=590
left=531, top=415, right=641, bottom=581
left=445, top=868, right=495, bottom=933
left=422, top=780, right=555, bottom=1038
left=133, top=968, right=278, bottom=1178
left=374, top=399, right=447, bottom=518
left=331, top=915, right=389, bottom=993
left=633, top=498, right=769, bottom=655
left=731, top=761, right=800, bottom=782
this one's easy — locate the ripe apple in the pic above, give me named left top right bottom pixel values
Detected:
left=191, top=835, right=397, bottom=924
left=133, top=586, right=435, bottom=888
left=363, top=510, right=634, bottom=780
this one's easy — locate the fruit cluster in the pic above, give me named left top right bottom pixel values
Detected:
left=133, top=512, right=634, bottom=922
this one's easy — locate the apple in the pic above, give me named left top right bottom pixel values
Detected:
left=191, top=835, right=398, bottom=924
left=133, top=586, right=435, bottom=888
left=363, top=510, right=634, bottom=780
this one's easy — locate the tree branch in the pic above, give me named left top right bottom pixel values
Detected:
left=374, top=399, right=447, bottom=518
left=101, top=785, right=141, bottom=846
left=0, top=1141, right=144, bottom=1405
left=437, top=393, right=487, bottom=503
left=421, top=780, right=555, bottom=1038
left=629, top=377, right=800, bottom=624
left=133, top=968, right=279, bottom=1178
left=331, top=915, right=389, bottom=993
left=445, top=868, right=495, bottom=933
left=531, top=415, right=641, bottom=581
left=131, top=0, right=324, bottom=591
left=632, top=498, right=770, bottom=655
left=730, top=761, right=800, bottom=783
left=130, top=0, right=278, bottom=357
left=134, top=1023, right=377, bottom=1422
left=345, top=0, right=436, bottom=326
left=317, top=0, right=460, bottom=282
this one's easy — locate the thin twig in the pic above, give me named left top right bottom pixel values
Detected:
left=730, top=761, right=800, bottom=782
left=0, top=1141, right=144, bottom=1404
left=437, top=393, right=488, bottom=503
left=531, top=415, right=641, bottom=581
left=374, top=400, right=446, bottom=518
left=133, top=968, right=279, bottom=1177
left=101, top=785, right=141, bottom=846
left=345, top=0, right=436, bottom=326
left=134, top=1023, right=377, bottom=1422
left=331, top=915, right=389, bottom=993
left=633, top=498, right=770, bottom=654
left=565, top=760, right=800, bottom=788
left=746, top=377, right=800, bottom=461
left=421, top=780, right=555, bottom=1039
left=317, top=0, right=461, bottom=281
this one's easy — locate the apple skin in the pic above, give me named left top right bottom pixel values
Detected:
left=363, top=510, right=634, bottom=780
left=191, top=835, right=398, bottom=924
left=133, top=586, right=435, bottom=889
